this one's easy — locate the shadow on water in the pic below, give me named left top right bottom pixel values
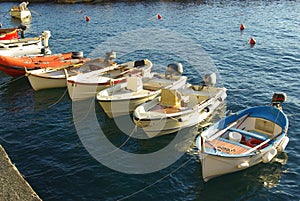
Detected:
left=32, top=88, right=71, bottom=111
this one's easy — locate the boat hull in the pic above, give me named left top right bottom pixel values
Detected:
left=0, top=39, right=44, bottom=58
left=196, top=105, right=289, bottom=181
left=10, top=8, right=31, bottom=21
left=27, top=72, right=66, bottom=91
left=99, top=92, right=159, bottom=118
left=199, top=136, right=287, bottom=181
left=67, top=81, right=112, bottom=101
left=135, top=104, right=222, bottom=138
left=97, top=74, right=187, bottom=118
left=67, top=59, right=153, bottom=101
left=133, top=87, right=227, bottom=137
left=200, top=152, right=262, bottom=182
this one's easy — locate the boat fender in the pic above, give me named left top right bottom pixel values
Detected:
left=204, top=105, right=214, bottom=113
left=165, top=63, right=183, bottom=78
left=72, top=51, right=84, bottom=59
left=237, top=162, right=249, bottom=169
left=202, top=73, right=216, bottom=87
left=262, top=147, right=277, bottom=163
left=246, top=138, right=268, bottom=149
left=178, top=115, right=190, bottom=122
left=220, top=92, right=227, bottom=101
left=277, top=136, right=289, bottom=152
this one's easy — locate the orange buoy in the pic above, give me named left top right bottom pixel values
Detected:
left=157, top=13, right=162, bottom=20
left=249, top=37, right=256, bottom=45
left=240, top=23, right=245, bottom=31
left=85, top=15, right=90, bottom=22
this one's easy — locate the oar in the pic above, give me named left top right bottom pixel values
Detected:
left=3, top=10, right=11, bottom=17
left=205, top=113, right=250, bottom=141
left=244, top=132, right=283, bottom=154
left=30, top=9, right=41, bottom=16
left=52, top=62, right=84, bottom=72
left=206, top=121, right=237, bottom=141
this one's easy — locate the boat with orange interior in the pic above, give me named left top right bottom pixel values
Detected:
left=0, top=28, right=19, bottom=40
left=0, top=51, right=88, bottom=77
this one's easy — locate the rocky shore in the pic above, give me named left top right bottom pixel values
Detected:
left=0, top=145, right=41, bottom=201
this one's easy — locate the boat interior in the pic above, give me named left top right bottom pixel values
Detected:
left=205, top=116, right=283, bottom=155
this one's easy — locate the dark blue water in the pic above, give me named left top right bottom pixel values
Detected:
left=0, top=1, right=299, bottom=200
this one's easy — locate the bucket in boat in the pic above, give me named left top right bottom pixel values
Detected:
left=229, top=132, right=242, bottom=142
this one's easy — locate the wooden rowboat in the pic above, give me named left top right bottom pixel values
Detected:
left=196, top=93, right=289, bottom=182
left=9, top=6, right=31, bottom=22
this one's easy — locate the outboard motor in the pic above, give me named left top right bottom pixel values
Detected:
left=72, top=51, right=84, bottom=59
left=272, top=92, right=286, bottom=108
left=18, top=24, right=27, bottom=38
left=42, top=30, right=51, bottom=55
left=165, top=63, right=183, bottom=79
left=202, top=72, right=216, bottom=87
left=104, top=50, right=116, bottom=64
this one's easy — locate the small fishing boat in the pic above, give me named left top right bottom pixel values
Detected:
left=25, top=63, right=84, bottom=91
left=195, top=93, right=289, bottom=182
left=0, top=51, right=87, bottom=77
left=9, top=5, right=31, bottom=22
left=66, top=59, right=153, bottom=101
left=0, top=30, right=51, bottom=57
left=133, top=73, right=227, bottom=138
left=97, top=63, right=187, bottom=118
left=26, top=51, right=116, bottom=91
left=0, top=28, right=19, bottom=40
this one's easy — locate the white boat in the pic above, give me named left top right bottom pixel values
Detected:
left=195, top=93, right=289, bottom=182
left=0, top=30, right=51, bottom=56
left=26, top=51, right=116, bottom=91
left=97, top=63, right=187, bottom=118
left=133, top=73, right=227, bottom=138
left=66, top=59, right=153, bottom=101
left=9, top=5, right=31, bottom=22
left=25, top=63, right=84, bottom=91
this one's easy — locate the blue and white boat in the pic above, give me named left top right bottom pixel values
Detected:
left=196, top=93, right=289, bottom=182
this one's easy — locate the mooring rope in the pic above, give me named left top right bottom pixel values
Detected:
left=0, top=75, right=25, bottom=89
left=47, top=88, right=68, bottom=108
left=117, top=157, right=193, bottom=201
